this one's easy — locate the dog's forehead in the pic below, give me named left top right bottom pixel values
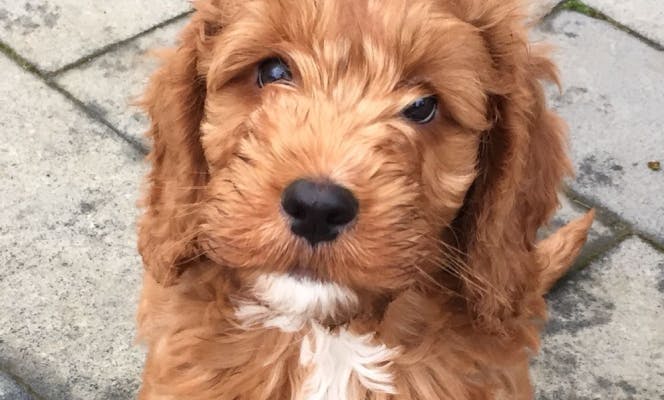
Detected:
left=240, top=0, right=460, bottom=48
left=222, top=0, right=479, bottom=80
left=210, top=0, right=491, bottom=126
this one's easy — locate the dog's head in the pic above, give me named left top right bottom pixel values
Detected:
left=139, top=0, right=569, bottom=329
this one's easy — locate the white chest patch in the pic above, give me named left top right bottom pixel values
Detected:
left=234, top=274, right=398, bottom=398
left=300, top=323, right=398, bottom=400
left=235, top=273, right=360, bottom=332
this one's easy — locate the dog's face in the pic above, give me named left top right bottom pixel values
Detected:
left=142, top=0, right=571, bottom=333
left=196, top=0, right=494, bottom=295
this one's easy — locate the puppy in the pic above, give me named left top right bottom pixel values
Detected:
left=136, top=0, right=593, bottom=399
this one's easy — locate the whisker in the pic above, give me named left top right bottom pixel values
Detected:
left=413, top=265, right=456, bottom=296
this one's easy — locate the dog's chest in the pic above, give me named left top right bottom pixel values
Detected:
left=235, top=274, right=398, bottom=399
left=298, top=323, right=397, bottom=400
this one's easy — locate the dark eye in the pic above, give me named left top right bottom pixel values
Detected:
left=257, top=57, right=292, bottom=87
left=402, top=96, right=438, bottom=124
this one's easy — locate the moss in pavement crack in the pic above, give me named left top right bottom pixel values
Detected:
left=559, top=0, right=603, bottom=18
left=0, top=40, right=41, bottom=76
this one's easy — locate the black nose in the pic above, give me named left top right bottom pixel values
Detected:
left=281, top=179, right=359, bottom=246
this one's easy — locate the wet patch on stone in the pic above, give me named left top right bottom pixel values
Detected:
left=542, top=14, right=589, bottom=37
left=577, top=155, right=625, bottom=187
left=79, top=201, right=96, bottom=214
left=1, top=2, right=61, bottom=35
left=545, top=268, right=616, bottom=335
left=550, top=86, right=588, bottom=107
left=99, top=57, right=133, bottom=75
left=533, top=345, right=579, bottom=378
left=614, top=380, right=638, bottom=396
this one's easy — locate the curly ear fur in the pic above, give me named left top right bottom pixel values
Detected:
left=138, top=1, right=230, bottom=285
left=451, top=1, right=576, bottom=335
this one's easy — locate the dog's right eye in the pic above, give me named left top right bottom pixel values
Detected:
left=257, top=58, right=292, bottom=87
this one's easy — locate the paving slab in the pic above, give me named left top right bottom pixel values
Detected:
left=537, top=11, right=664, bottom=243
left=0, top=371, right=33, bottom=400
left=584, top=0, right=664, bottom=47
left=0, top=0, right=191, bottom=73
left=0, top=54, right=144, bottom=399
left=532, top=237, right=664, bottom=399
left=57, top=18, right=187, bottom=147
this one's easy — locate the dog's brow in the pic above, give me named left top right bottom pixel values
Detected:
left=316, top=0, right=372, bottom=42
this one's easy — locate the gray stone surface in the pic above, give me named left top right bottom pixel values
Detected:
left=539, top=11, right=664, bottom=243
left=0, top=54, right=144, bottom=399
left=57, top=19, right=187, bottom=146
left=0, top=0, right=191, bottom=73
left=584, top=0, right=664, bottom=47
left=532, top=237, right=664, bottom=399
left=0, top=371, right=34, bottom=400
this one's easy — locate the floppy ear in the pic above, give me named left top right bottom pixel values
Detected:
left=452, top=2, right=574, bottom=334
left=138, top=0, right=232, bottom=285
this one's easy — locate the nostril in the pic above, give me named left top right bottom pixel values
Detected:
left=290, top=204, right=306, bottom=220
left=326, top=211, right=347, bottom=226
left=281, top=179, right=314, bottom=220
left=283, top=198, right=305, bottom=220
left=323, top=185, right=358, bottom=227
left=325, top=203, right=357, bottom=226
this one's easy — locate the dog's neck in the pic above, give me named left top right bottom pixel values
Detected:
left=231, top=273, right=401, bottom=398
left=233, top=273, right=391, bottom=332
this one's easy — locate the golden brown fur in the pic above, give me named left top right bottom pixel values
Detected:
left=136, top=0, right=594, bottom=398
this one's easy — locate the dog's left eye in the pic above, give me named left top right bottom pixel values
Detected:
left=257, top=58, right=292, bottom=87
left=402, top=96, right=438, bottom=124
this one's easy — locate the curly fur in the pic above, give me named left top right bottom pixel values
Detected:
left=135, top=0, right=594, bottom=399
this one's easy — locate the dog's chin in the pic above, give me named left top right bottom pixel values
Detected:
left=234, top=272, right=361, bottom=332
left=287, top=264, right=324, bottom=282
